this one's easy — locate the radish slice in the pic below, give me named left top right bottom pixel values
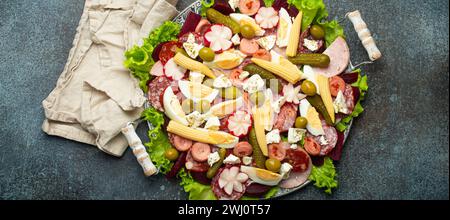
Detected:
left=204, top=25, right=233, bottom=53
left=255, top=7, right=279, bottom=29
left=150, top=60, right=164, bottom=76
left=218, top=166, right=248, bottom=196
left=227, top=110, right=252, bottom=137
left=164, top=58, right=186, bottom=80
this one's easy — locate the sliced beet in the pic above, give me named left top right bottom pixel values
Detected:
left=151, top=42, right=164, bottom=62
left=311, top=156, right=325, bottom=166
left=212, top=0, right=234, bottom=15
left=352, top=86, right=361, bottom=103
left=166, top=152, right=187, bottom=179
left=272, top=0, right=288, bottom=11
left=178, top=11, right=202, bottom=37
left=341, top=72, right=359, bottom=84
left=190, top=171, right=211, bottom=185
left=244, top=183, right=272, bottom=197
left=328, top=131, right=345, bottom=161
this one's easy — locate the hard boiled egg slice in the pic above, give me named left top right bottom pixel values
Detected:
left=302, top=65, right=320, bottom=95
left=163, top=86, right=188, bottom=125
left=276, top=8, right=292, bottom=48
left=240, top=166, right=283, bottom=186
left=178, top=80, right=219, bottom=103
left=229, top=13, right=265, bottom=36
left=299, top=99, right=324, bottom=136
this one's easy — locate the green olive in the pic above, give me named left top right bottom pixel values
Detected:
left=265, top=158, right=281, bottom=173
left=295, top=117, right=308, bottom=129
left=195, top=100, right=211, bottom=113
left=301, top=80, right=317, bottom=96
left=199, top=47, right=215, bottom=62
left=220, top=87, right=242, bottom=100
left=249, top=91, right=265, bottom=107
left=202, top=78, right=214, bottom=88
left=164, top=148, right=179, bottom=161
left=240, top=24, right=255, bottom=39
left=181, top=99, right=195, bottom=114
left=310, top=24, right=325, bottom=40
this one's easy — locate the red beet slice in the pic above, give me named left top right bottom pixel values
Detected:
left=311, top=156, right=325, bottom=166
left=212, top=0, right=234, bottom=15
left=328, top=131, right=345, bottom=161
left=272, top=0, right=298, bottom=17
left=341, top=72, right=359, bottom=84
left=178, top=11, right=202, bottom=37
left=190, top=171, right=211, bottom=185
left=152, top=42, right=164, bottom=62
left=244, top=183, right=272, bottom=197
left=352, top=86, right=361, bottom=103
left=166, top=152, right=187, bottom=178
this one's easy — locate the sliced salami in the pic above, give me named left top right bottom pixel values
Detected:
left=308, top=120, right=338, bottom=156
left=343, top=84, right=355, bottom=112
left=211, top=167, right=246, bottom=200
left=185, top=149, right=209, bottom=172
left=273, top=103, right=298, bottom=132
left=148, top=76, right=171, bottom=112
left=283, top=147, right=310, bottom=172
left=279, top=157, right=312, bottom=189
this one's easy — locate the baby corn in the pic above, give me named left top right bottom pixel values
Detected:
left=286, top=11, right=303, bottom=57
left=174, top=53, right=216, bottom=79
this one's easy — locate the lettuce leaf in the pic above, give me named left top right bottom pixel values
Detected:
left=263, top=0, right=275, bottom=7
left=320, top=20, right=345, bottom=47
left=200, top=0, right=215, bottom=17
left=178, top=168, right=217, bottom=200
left=142, top=107, right=173, bottom=174
left=308, top=157, right=338, bottom=194
left=124, top=21, right=181, bottom=92
left=336, top=70, right=369, bottom=132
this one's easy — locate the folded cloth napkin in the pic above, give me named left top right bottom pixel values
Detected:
left=42, top=0, right=179, bottom=157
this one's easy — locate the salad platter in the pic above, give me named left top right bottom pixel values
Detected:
left=125, top=0, right=379, bottom=200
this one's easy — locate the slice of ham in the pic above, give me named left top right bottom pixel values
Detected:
left=312, top=37, right=350, bottom=77
left=279, top=156, right=312, bottom=189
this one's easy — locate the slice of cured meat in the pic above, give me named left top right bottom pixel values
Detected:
left=211, top=167, right=246, bottom=200
left=308, top=120, right=338, bottom=156
left=279, top=155, right=312, bottom=189
left=344, top=84, right=355, bottom=112
left=311, top=37, right=350, bottom=77
left=273, top=103, right=298, bottom=132
left=283, top=147, right=310, bottom=172
left=185, top=149, right=209, bottom=172
left=148, top=76, right=171, bottom=112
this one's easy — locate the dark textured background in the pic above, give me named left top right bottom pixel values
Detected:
left=0, top=0, right=448, bottom=200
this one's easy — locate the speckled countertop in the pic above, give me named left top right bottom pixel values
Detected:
left=0, top=0, right=448, bottom=199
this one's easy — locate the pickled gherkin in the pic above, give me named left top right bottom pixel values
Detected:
left=243, top=63, right=282, bottom=93
left=206, top=148, right=227, bottom=179
left=248, top=128, right=266, bottom=169
left=288, top=54, right=330, bottom=67
left=306, top=95, right=334, bottom=125
left=206, top=8, right=240, bottom=34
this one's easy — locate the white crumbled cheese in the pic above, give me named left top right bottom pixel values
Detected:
left=231, top=34, right=241, bottom=45
left=242, top=156, right=252, bottom=165
left=204, top=116, right=220, bottom=130
left=290, top=144, right=298, bottom=150
left=288, top=128, right=306, bottom=143
left=333, top=90, right=350, bottom=114
left=183, top=42, right=202, bottom=59
left=272, top=96, right=286, bottom=113
left=186, top=111, right=206, bottom=128
left=256, top=35, right=276, bottom=51
left=228, top=0, right=239, bottom=10
left=303, top=39, right=320, bottom=52
left=223, top=154, right=241, bottom=165
left=189, top=71, right=205, bottom=84
left=266, top=129, right=281, bottom=144
left=270, top=50, right=282, bottom=64
left=207, top=152, right=220, bottom=167
left=213, top=74, right=232, bottom=89
left=243, top=74, right=265, bottom=94
left=186, top=33, right=196, bottom=44
left=319, top=135, right=328, bottom=145
left=238, top=71, right=250, bottom=80
left=280, top=163, right=293, bottom=179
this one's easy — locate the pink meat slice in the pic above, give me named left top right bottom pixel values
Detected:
left=312, top=37, right=350, bottom=77
left=280, top=156, right=312, bottom=189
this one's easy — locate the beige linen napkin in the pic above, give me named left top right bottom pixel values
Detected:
left=42, top=0, right=179, bottom=156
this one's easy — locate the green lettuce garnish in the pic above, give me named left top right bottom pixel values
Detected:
left=336, top=69, right=369, bottom=132
left=200, top=0, right=215, bottom=17
left=142, top=107, right=173, bottom=174
left=308, top=157, right=338, bottom=194
left=178, top=168, right=217, bottom=200
left=124, top=21, right=181, bottom=92
left=263, top=0, right=275, bottom=7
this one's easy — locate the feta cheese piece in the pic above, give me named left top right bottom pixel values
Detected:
left=319, top=135, right=328, bottom=145
left=204, top=116, right=220, bottom=130
left=266, top=129, right=281, bottom=144
left=256, top=35, right=276, bottom=51
left=186, top=111, right=206, bottom=128
left=189, top=71, right=205, bottom=84
left=288, top=128, right=306, bottom=143
left=223, top=154, right=241, bottom=165
left=270, top=50, right=282, bottom=64
left=272, top=96, right=286, bottom=113
left=238, top=71, right=250, bottom=80
left=303, top=39, right=319, bottom=52
left=333, top=90, right=350, bottom=114
left=213, top=74, right=232, bottom=89
left=186, top=33, right=196, bottom=44
left=231, top=34, right=241, bottom=45
left=183, top=42, right=202, bottom=59
left=207, top=152, right=220, bottom=167
left=242, top=156, right=252, bottom=165
left=280, top=162, right=293, bottom=179
left=290, top=144, right=298, bottom=150
left=243, top=74, right=265, bottom=94
left=228, top=0, right=239, bottom=10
